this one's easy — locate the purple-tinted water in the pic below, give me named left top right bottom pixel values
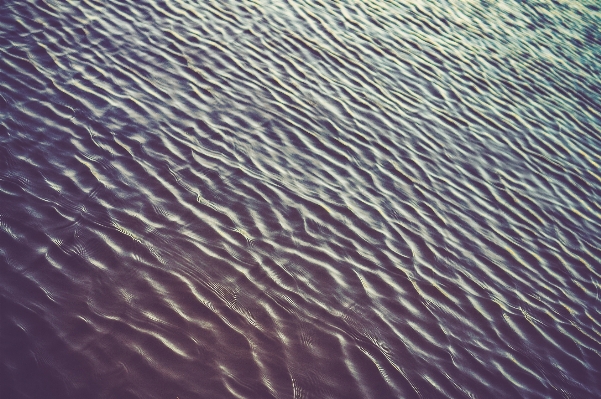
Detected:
left=1, top=0, right=601, bottom=398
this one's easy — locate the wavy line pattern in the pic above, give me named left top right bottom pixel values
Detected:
left=1, top=0, right=600, bottom=398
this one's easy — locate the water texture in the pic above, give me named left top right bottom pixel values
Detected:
left=1, top=0, right=601, bottom=398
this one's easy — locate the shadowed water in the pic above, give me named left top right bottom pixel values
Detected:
left=1, top=0, right=601, bottom=398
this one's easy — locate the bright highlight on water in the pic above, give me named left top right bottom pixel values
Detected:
left=0, top=0, right=600, bottom=398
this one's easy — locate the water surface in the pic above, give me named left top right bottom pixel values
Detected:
left=1, top=0, right=601, bottom=398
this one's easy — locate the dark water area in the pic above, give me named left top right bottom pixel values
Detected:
left=1, top=0, right=601, bottom=397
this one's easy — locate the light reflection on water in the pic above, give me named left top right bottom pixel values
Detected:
left=0, top=0, right=600, bottom=398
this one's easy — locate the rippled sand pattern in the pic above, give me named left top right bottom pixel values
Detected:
left=1, top=0, right=601, bottom=397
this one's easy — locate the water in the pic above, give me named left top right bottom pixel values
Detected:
left=1, top=0, right=600, bottom=397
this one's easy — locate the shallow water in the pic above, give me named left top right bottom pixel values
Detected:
left=1, top=0, right=601, bottom=398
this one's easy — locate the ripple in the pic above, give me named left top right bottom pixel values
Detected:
left=1, top=0, right=601, bottom=398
